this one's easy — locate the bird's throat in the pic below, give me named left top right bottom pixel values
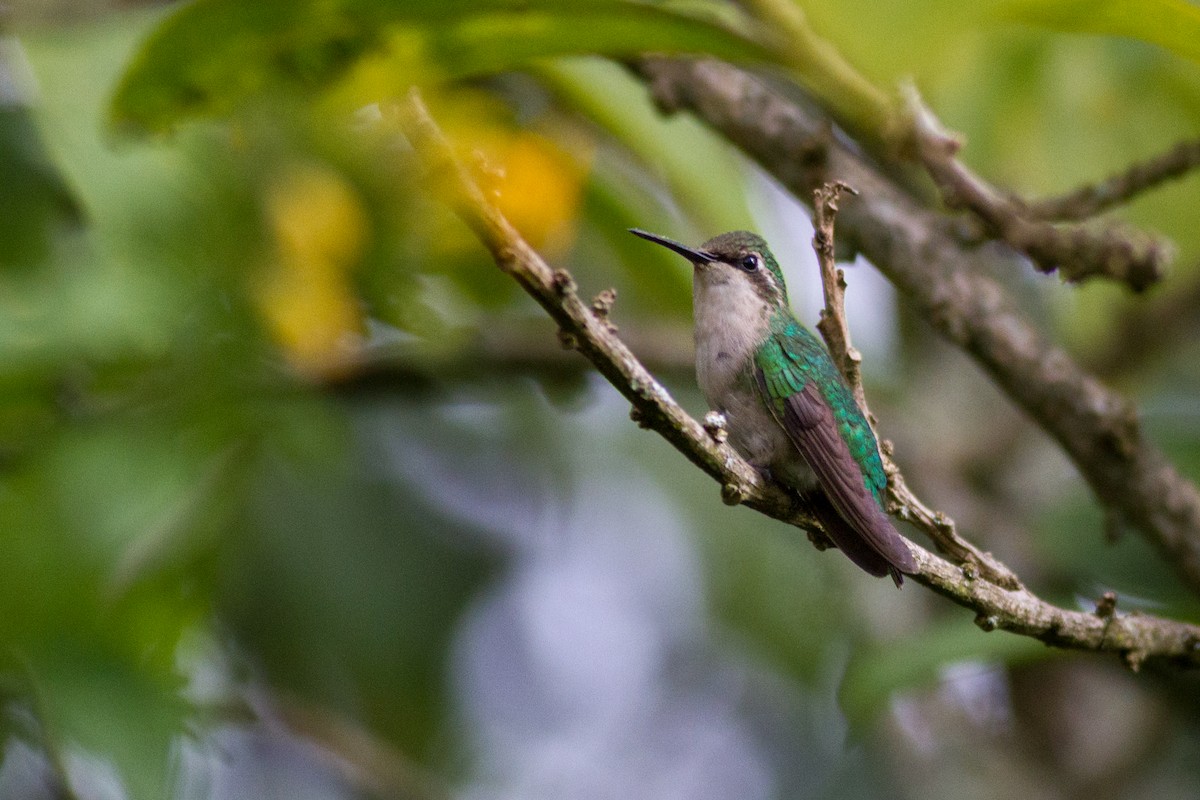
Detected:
left=692, top=272, right=774, bottom=408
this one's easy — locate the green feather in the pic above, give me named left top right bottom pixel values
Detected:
left=754, top=311, right=888, bottom=504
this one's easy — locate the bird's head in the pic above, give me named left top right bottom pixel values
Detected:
left=630, top=228, right=789, bottom=310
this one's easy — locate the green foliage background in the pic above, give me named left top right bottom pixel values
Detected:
left=4, top=1, right=1200, bottom=798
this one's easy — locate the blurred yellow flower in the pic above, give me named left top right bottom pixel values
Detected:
left=465, top=128, right=587, bottom=255
left=258, top=164, right=368, bottom=378
left=411, top=90, right=590, bottom=259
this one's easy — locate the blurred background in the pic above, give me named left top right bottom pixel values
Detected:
left=3, top=1, right=1200, bottom=798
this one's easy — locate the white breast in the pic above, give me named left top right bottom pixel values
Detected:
left=692, top=267, right=773, bottom=407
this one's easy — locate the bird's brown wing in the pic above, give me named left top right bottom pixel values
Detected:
left=755, top=371, right=917, bottom=584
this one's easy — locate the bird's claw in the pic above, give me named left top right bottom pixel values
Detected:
left=703, top=411, right=728, bottom=443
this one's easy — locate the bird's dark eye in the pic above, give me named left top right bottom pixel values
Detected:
left=740, top=254, right=760, bottom=271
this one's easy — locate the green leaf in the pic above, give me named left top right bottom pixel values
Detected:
left=111, top=0, right=776, bottom=134
left=426, top=5, right=773, bottom=78
left=1000, top=0, right=1200, bottom=64
left=0, top=105, right=83, bottom=271
left=109, top=2, right=375, bottom=134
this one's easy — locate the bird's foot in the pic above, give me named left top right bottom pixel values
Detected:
left=702, top=411, right=728, bottom=443
left=806, top=529, right=836, bottom=552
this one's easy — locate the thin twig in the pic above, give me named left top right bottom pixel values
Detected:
left=811, top=181, right=1020, bottom=588
left=401, top=87, right=1200, bottom=669
left=278, top=698, right=453, bottom=800
left=904, top=86, right=1170, bottom=292
left=1025, top=137, right=1200, bottom=222
left=881, top=449, right=1020, bottom=588
left=319, top=320, right=697, bottom=394
left=812, top=182, right=866, bottom=414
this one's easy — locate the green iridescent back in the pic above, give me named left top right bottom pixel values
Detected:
left=754, top=313, right=888, bottom=504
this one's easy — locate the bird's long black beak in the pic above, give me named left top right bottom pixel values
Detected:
left=629, top=228, right=715, bottom=264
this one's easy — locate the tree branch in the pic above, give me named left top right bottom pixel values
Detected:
left=812, top=182, right=866, bottom=413
left=1024, top=137, right=1200, bottom=222
left=631, top=56, right=1200, bottom=603
left=319, top=321, right=697, bottom=393
left=904, top=88, right=1170, bottom=291
left=399, top=88, right=1200, bottom=670
left=731, top=0, right=1172, bottom=292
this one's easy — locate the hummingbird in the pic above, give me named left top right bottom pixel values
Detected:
left=631, top=228, right=918, bottom=585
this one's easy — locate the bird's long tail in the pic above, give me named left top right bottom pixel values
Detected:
left=805, top=491, right=911, bottom=587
